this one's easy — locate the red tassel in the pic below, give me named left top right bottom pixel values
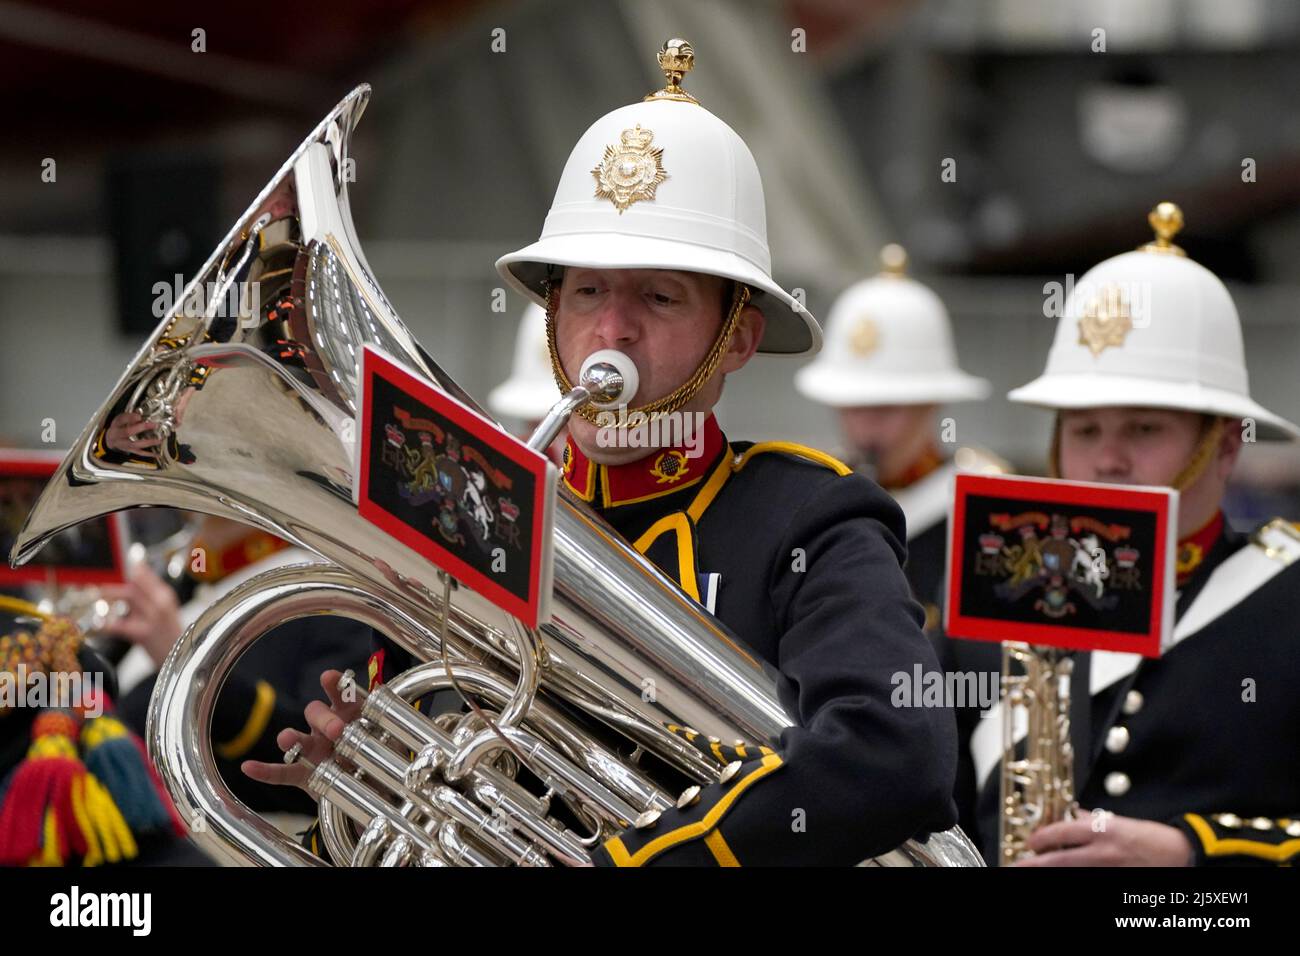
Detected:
left=0, top=712, right=89, bottom=865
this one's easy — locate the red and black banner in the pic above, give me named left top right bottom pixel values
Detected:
left=356, top=347, right=556, bottom=627
left=945, top=473, right=1176, bottom=657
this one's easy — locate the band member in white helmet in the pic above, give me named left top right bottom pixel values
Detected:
left=942, top=202, right=1300, bottom=865
left=795, top=244, right=998, bottom=630
left=248, top=38, right=960, bottom=867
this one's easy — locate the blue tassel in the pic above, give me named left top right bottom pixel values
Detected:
left=80, top=716, right=183, bottom=836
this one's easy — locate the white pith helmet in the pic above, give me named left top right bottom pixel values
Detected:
left=794, top=244, right=991, bottom=406
left=487, top=304, right=559, bottom=421
left=1008, top=202, right=1299, bottom=441
left=495, top=38, right=820, bottom=356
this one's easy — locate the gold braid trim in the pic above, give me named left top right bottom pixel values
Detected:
left=1048, top=412, right=1224, bottom=491
left=543, top=276, right=750, bottom=427
left=1171, top=416, right=1225, bottom=491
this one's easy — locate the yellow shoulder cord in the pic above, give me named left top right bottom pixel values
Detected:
left=733, top=442, right=853, bottom=477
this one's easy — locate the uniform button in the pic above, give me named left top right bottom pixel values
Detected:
left=1122, top=690, right=1144, bottom=715
left=1250, top=817, right=1273, bottom=831
left=1285, top=821, right=1300, bottom=837
left=634, top=809, right=661, bottom=830
left=719, top=760, right=743, bottom=784
left=676, top=786, right=701, bottom=809
left=1215, top=813, right=1242, bottom=829
left=1104, top=772, right=1131, bottom=797
left=1105, top=726, right=1130, bottom=754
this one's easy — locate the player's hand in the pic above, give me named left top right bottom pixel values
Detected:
left=99, top=563, right=184, bottom=667
left=104, top=411, right=162, bottom=456
left=240, top=669, right=361, bottom=796
left=1014, top=812, right=1194, bottom=866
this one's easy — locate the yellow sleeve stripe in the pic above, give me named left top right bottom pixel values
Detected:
left=733, top=442, right=852, bottom=477
left=704, top=828, right=741, bottom=867
left=633, top=512, right=700, bottom=602
left=216, top=680, right=277, bottom=760
left=1184, top=813, right=1300, bottom=862
left=602, top=753, right=783, bottom=867
left=709, top=740, right=726, bottom=764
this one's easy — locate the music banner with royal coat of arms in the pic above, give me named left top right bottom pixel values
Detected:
left=945, top=473, right=1177, bottom=656
left=355, top=346, right=557, bottom=627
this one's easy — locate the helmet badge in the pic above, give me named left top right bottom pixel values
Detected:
left=1077, top=284, right=1133, bottom=357
left=850, top=316, right=879, bottom=357
left=592, top=124, right=669, bottom=214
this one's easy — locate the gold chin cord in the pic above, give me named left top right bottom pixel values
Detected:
left=1047, top=413, right=1225, bottom=492
left=542, top=277, right=750, bottom=426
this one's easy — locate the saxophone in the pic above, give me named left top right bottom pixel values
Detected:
left=999, top=643, right=1078, bottom=864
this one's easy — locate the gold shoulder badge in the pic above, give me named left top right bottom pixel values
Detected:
left=1077, top=284, right=1133, bottom=357
left=593, top=125, right=668, bottom=214
left=849, top=316, right=878, bottom=356
left=649, top=450, right=690, bottom=484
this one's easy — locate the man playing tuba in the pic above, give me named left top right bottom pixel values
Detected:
left=245, top=39, right=959, bottom=866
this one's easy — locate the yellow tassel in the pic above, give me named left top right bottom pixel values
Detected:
left=70, top=772, right=138, bottom=865
left=28, top=810, right=64, bottom=867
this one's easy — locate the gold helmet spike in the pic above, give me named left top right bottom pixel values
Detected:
left=644, top=38, right=700, bottom=105
left=1139, top=201, right=1186, bottom=257
left=879, top=243, right=909, bottom=277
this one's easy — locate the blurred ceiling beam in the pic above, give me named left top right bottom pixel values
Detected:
left=0, top=0, right=319, bottom=108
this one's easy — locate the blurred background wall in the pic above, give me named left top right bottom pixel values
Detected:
left=2, top=0, right=1299, bottom=517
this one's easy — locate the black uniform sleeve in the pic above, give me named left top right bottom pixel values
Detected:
left=593, top=473, right=959, bottom=866
left=1171, top=813, right=1300, bottom=866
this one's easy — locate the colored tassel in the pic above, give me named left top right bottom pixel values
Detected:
left=0, top=710, right=139, bottom=866
left=81, top=714, right=185, bottom=838
left=0, top=712, right=88, bottom=865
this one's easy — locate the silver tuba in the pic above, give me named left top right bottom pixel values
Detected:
left=11, top=86, right=981, bottom=868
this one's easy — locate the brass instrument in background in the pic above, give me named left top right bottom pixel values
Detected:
left=999, top=643, right=1078, bottom=864
left=11, top=86, right=981, bottom=867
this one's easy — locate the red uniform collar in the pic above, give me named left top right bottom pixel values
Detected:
left=1176, top=510, right=1224, bottom=585
left=884, top=445, right=944, bottom=492
left=561, top=415, right=725, bottom=508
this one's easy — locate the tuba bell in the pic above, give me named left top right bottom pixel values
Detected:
left=11, top=86, right=981, bottom=867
